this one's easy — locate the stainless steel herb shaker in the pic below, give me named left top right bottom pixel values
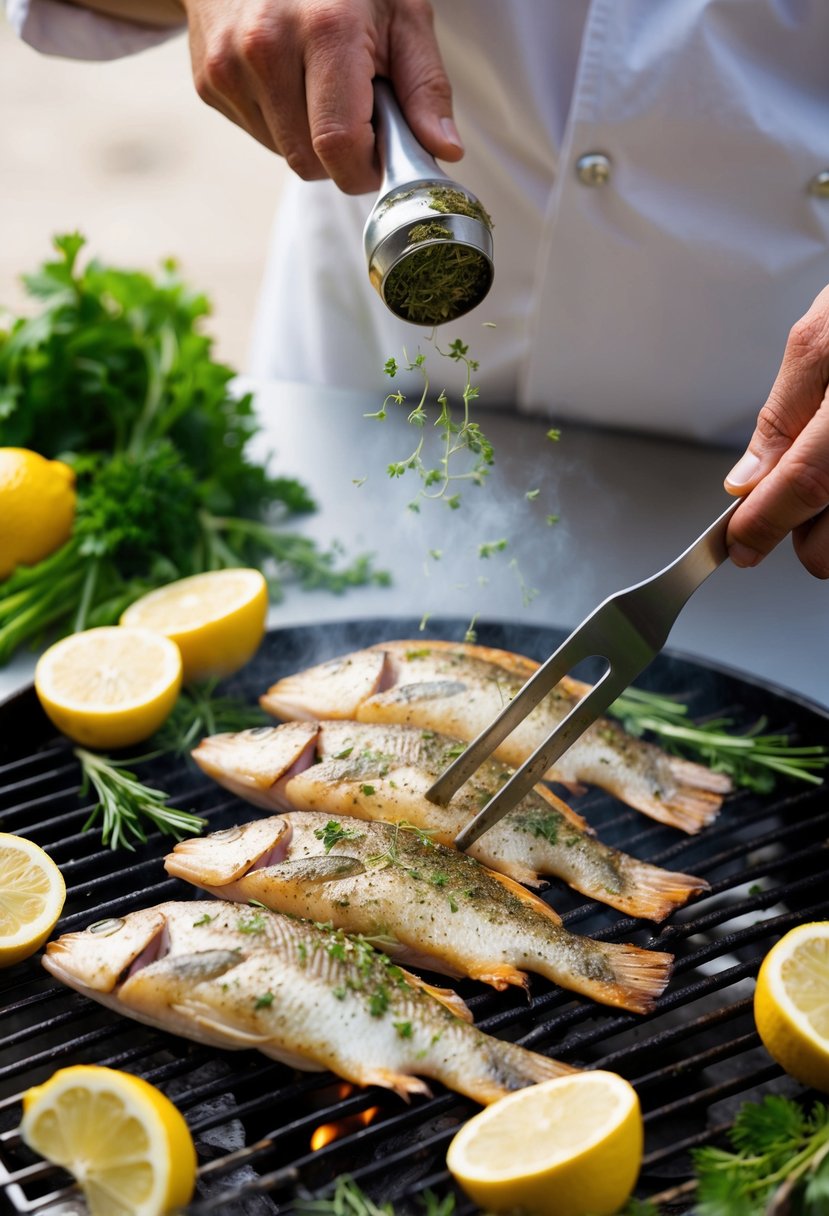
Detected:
left=363, top=78, right=494, bottom=326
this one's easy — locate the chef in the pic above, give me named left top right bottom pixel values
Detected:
left=6, top=0, right=829, bottom=579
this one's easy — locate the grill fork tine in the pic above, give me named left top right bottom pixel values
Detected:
left=427, top=499, right=741, bottom=848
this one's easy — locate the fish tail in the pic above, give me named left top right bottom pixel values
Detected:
left=549, top=940, right=672, bottom=1014
left=621, top=755, right=732, bottom=834
left=611, top=855, right=709, bottom=922
left=459, top=1034, right=577, bottom=1105
left=643, top=781, right=725, bottom=833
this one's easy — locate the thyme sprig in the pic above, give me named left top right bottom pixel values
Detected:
left=609, top=686, right=828, bottom=793
left=367, top=337, right=492, bottom=512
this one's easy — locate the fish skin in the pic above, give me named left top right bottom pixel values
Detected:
left=42, top=902, right=573, bottom=1103
left=192, top=721, right=708, bottom=922
left=260, top=640, right=732, bottom=833
left=166, top=814, right=674, bottom=1013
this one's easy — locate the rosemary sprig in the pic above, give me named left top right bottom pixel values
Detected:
left=75, top=747, right=207, bottom=851
left=609, top=686, right=828, bottom=792
left=74, top=679, right=265, bottom=849
left=295, top=1176, right=454, bottom=1216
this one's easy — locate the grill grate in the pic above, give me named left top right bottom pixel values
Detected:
left=1, top=617, right=827, bottom=1215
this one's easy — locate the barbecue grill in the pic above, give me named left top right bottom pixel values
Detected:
left=1, top=617, right=827, bottom=1215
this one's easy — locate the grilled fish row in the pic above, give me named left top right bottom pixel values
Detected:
left=194, top=719, right=708, bottom=922
left=43, top=901, right=573, bottom=1105
left=261, top=639, right=732, bottom=833
left=165, top=812, right=674, bottom=1013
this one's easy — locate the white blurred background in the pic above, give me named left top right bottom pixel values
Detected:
left=1, top=17, right=288, bottom=368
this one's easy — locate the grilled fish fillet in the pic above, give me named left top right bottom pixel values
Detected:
left=166, top=814, right=674, bottom=1012
left=42, top=901, right=574, bottom=1103
left=260, top=640, right=732, bottom=833
left=192, top=721, right=708, bottom=921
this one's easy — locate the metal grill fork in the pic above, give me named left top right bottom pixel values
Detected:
left=428, top=499, right=741, bottom=848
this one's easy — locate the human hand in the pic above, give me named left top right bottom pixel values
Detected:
left=178, top=0, right=463, bottom=193
left=724, top=285, right=829, bottom=579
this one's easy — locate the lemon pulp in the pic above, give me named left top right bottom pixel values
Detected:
left=35, top=626, right=182, bottom=749
left=21, top=1064, right=196, bottom=1216
left=446, top=1070, right=642, bottom=1216
left=120, top=568, right=268, bottom=681
left=754, top=922, right=829, bottom=1093
left=0, top=833, right=65, bottom=966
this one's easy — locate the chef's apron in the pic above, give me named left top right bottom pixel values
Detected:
left=248, top=0, right=829, bottom=445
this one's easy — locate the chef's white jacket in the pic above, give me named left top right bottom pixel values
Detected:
left=7, top=0, right=829, bottom=443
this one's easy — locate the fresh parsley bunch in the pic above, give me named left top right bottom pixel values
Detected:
left=0, top=234, right=386, bottom=664
left=694, top=1095, right=829, bottom=1215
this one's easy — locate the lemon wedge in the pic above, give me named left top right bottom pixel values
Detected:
left=754, top=921, right=829, bottom=1093
left=120, top=568, right=268, bottom=682
left=446, top=1070, right=642, bottom=1216
left=0, top=833, right=66, bottom=966
left=20, top=1064, right=196, bottom=1216
left=35, top=626, right=182, bottom=749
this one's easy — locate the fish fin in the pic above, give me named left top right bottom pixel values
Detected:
left=467, top=849, right=543, bottom=888
left=261, top=856, right=366, bottom=884
left=467, top=963, right=530, bottom=994
left=486, top=869, right=562, bottom=925
left=567, top=942, right=674, bottom=1014
left=165, top=816, right=293, bottom=886
left=535, top=783, right=593, bottom=834
left=399, top=969, right=474, bottom=1023
left=171, top=1005, right=274, bottom=1048
left=610, top=856, right=709, bottom=922
left=358, top=1069, right=432, bottom=1101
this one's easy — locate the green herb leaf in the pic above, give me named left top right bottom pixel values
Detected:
left=0, top=235, right=387, bottom=666
left=314, top=821, right=364, bottom=853
left=75, top=747, right=206, bottom=851
left=609, top=686, right=828, bottom=791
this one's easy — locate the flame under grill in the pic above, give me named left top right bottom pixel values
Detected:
left=1, top=618, right=827, bottom=1215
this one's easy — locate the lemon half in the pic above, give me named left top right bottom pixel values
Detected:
left=0, top=833, right=66, bottom=967
left=120, top=568, right=268, bottom=682
left=446, top=1070, right=642, bottom=1216
left=21, top=1064, right=196, bottom=1216
left=35, top=626, right=182, bottom=749
left=754, top=921, right=829, bottom=1093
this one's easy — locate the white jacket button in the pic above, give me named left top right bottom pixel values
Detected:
left=575, top=153, right=612, bottom=187
left=808, top=171, right=829, bottom=198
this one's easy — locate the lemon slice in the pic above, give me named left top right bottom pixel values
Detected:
left=754, top=921, right=829, bottom=1093
left=120, top=568, right=268, bottom=682
left=446, top=1070, right=642, bottom=1216
left=35, top=626, right=182, bottom=749
left=0, top=833, right=66, bottom=966
left=20, top=1064, right=196, bottom=1216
